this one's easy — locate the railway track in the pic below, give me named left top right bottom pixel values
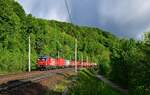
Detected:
left=0, top=68, right=74, bottom=84
left=0, top=68, right=74, bottom=94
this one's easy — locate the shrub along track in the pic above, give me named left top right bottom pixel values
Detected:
left=0, top=68, right=75, bottom=95
left=96, top=75, right=128, bottom=95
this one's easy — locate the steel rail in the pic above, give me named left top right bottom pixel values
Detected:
left=0, top=68, right=74, bottom=93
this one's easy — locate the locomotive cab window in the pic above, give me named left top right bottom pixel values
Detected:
left=38, top=57, right=48, bottom=61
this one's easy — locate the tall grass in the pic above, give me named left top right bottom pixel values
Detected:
left=67, top=69, right=124, bottom=95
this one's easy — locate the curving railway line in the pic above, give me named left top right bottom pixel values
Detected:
left=0, top=68, right=75, bottom=95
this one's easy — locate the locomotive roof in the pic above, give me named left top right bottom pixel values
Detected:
left=38, top=56, right=48, bottom=59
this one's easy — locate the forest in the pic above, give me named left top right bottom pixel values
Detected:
left=0, top=0, right=149, bottom=95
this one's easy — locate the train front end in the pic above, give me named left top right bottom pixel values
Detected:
left=36, top=56, right=48, bottom=70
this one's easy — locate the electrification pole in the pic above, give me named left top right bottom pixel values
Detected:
left=64, top=0, right=78, bottom=72
left=75, top=39, right=77, bottom=72
left=28, top=35, right=31, bottom=72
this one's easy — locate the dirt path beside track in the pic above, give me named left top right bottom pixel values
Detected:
left=0, top=68, right=76, bottom=95
left=96, top=75, right=128, bottom=95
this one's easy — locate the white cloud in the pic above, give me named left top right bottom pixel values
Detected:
left=18, top=0, right=68, bottom=21
left=18, top=0, right=150, bottom=39
left=97, top=0, right=150, bottom=38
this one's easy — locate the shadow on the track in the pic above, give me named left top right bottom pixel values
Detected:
left=0, top=80, right=62, bottom=95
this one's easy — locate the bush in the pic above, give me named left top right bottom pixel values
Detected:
left=67, top=69, right=123, bottom=95
left=98, top=63, right=110, bottom=77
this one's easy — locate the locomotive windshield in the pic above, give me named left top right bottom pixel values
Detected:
left=38, top=56, right=48, bottom=61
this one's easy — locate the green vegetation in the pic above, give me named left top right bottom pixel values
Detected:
left=0, top=0, right=113, bottom=72
left=107, top=36, right=150, bottom=95
left=67, top=69, right=123, bottom=95
left=44, top=78, right=71, bottom=95
left=0, top=0, right=149, bottom=95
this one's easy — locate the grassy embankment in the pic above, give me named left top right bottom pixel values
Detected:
left=45, top=69, right=124, bottom=95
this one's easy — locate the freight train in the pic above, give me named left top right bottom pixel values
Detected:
left=36, top=56, right=96, bottom=70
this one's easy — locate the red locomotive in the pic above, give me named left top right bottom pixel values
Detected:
left=36, top=56, right=56, bottom=70
left=36, top=56, right=96, bottom=70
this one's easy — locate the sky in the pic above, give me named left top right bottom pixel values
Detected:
left=18, top=0, right=150, bottom=39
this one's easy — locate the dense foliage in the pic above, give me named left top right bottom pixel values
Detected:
left=0, top=0, right=149, bottom=95
left=107, top=34, right=150, bottom=95
left=0, top=0, right=113, bottom=72
left=67, top=69, right=123, bottom=95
